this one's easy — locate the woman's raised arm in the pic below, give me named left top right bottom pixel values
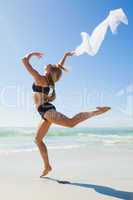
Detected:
left=21, top=52, right=45, bottom=83
left=57, top=52, right=74, bottom=68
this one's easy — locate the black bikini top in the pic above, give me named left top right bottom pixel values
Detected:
left=32, top=82, right=50, bottom=95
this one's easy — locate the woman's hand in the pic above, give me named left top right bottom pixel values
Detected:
left=64, top=51, right=74, bottom=57
left=25, top=52, right=44, bottom=60
left=30, top=52, right=44, bottom=59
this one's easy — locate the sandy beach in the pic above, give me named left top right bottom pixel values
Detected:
left=0, top=145, right=133, bottom=200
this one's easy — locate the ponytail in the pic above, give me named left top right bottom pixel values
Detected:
left=46, top=74, right=56, bottom=102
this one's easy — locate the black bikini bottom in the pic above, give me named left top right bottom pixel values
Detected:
left=37, top=102, right=56, bottom=120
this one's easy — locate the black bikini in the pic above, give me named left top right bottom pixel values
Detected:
left=32, top=82, right=56, bottom=120
left=32, top=83, right=50, bottom=94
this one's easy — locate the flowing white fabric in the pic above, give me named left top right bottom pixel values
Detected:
left=74, top=8, right=128, bottom=56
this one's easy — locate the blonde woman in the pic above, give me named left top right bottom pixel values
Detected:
left=22, top=51, right=110, bottom=177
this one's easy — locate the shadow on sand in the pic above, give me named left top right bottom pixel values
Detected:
left=41, top=177, right=133, bottom=200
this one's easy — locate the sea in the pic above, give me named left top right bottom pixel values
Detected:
left=0, top=127, right=133, bottom=155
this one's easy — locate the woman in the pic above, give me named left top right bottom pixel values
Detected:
left=22, top=51, right=111, bottom=177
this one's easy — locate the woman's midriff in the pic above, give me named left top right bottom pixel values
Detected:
left=32, top=92, right=48, bottom=109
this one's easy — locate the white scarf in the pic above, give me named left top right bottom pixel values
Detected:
left=74, top=8, right=128, bottom=56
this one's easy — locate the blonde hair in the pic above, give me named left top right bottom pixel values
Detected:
left=46, top=65, right=62, bottom=101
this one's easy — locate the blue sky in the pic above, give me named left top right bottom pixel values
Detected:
left=0, top=0, right=132, bottom=127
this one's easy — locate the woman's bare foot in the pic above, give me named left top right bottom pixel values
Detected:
left=95, top=106, right=111, bottom=115
left=40, top=165, right=52, bottom=177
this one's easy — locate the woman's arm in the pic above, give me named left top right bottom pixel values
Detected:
left=57, top=52, right=74, bottom=67
left=22, top=52, right=45, bottom=83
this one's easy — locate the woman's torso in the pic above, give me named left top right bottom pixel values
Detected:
left=32, top=76, right=52, bottom=109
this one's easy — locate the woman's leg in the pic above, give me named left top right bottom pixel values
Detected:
left=44, top=107, right=111, bottom=127
left=34, top=119, right=52, bottom=177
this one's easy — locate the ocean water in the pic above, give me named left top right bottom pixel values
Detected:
left=0, top=127, right=133, bottom=155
